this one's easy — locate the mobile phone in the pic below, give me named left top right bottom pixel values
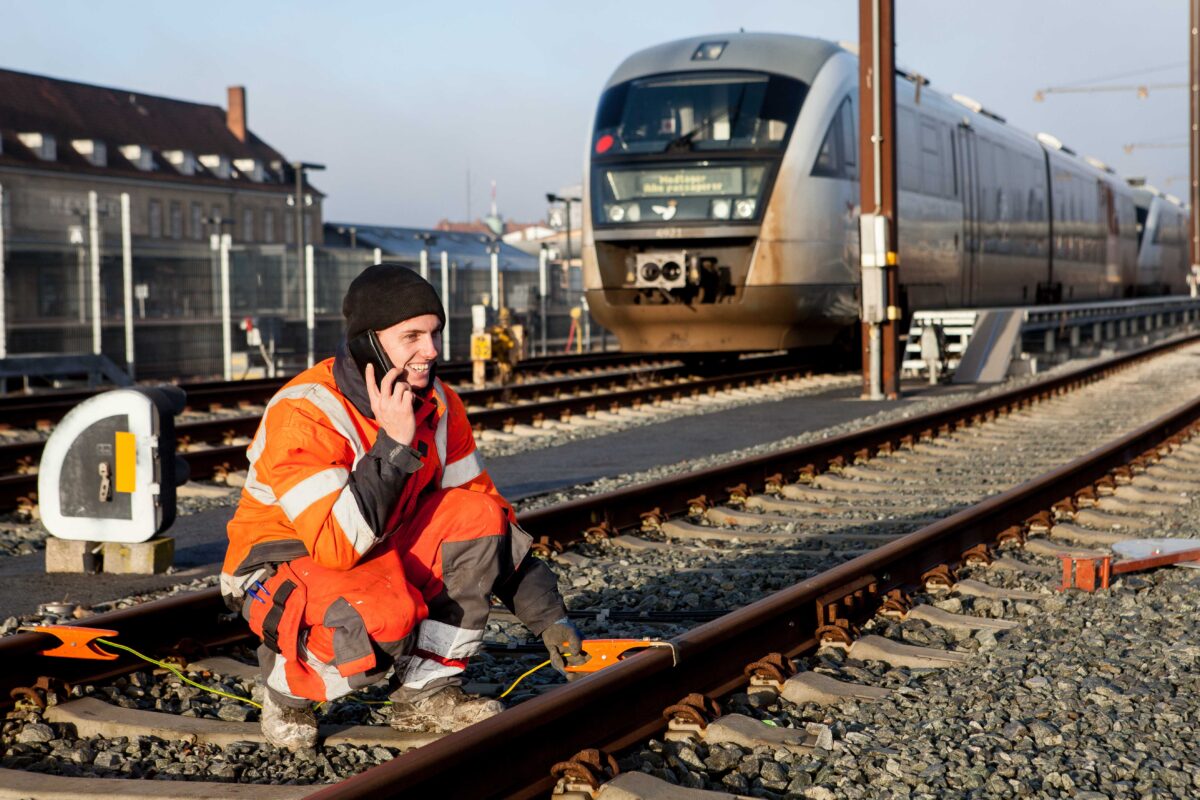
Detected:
left=348, top=331, right=424, bottom=408
left=348, top=330, right=394, bottom=389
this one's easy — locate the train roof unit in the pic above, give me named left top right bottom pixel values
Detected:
left=603, top=33, right=841, bottom=90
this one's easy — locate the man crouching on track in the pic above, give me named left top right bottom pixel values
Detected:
left=220, top=264, right=587, bottom=750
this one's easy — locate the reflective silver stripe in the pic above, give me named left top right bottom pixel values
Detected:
left=264, top=650, right=298, bottom=699
left=266, top=633, right=355, bottom=702
left=278, top=468, right=349, bottom=522
left=245, top=382, right=366, bottom=508
left=399, top=655, right=462, bottom=690
left=220, top=567, right=270, bottom=602
left=432, top=379, right=448, bottom=469
left=304, top=648, right=354, bottom=700
left=332, top=488, right=378, bottom=556
left=218, top=571, right=241, bottom=600
left=414, top=618, right=485, bottom=661
left=243, top=468, right=276, bottom=505
left=243, top=421, right=276, bottom=505
left=441, top=450, right=484, bottom=488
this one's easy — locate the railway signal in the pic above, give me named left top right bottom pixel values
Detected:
left=37, top=386, right=189, bottom=571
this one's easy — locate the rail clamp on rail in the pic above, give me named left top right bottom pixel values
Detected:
left=1059, top=538, right=1200, bottom=591
left=564, top=639, right=677, bottom=674
left=22, top=625, right=119, bottom=660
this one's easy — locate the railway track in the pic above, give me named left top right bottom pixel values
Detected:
left=0, top=351, right=654, bottom=431
left=3, top=334, right=1200, bottom=797
left=0, top=355, right=829, bottom=514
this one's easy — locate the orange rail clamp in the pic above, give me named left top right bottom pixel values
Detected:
left=1060, top=544, right=1200, bottom=592
left=1059, top=554, right=1112, bottom=592
left=565, top=639, right=673, bottom=674
left=27, top=625, right=120, bottom=660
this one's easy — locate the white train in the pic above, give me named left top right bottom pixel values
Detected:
left=582, top=33, right=1190, bottom=354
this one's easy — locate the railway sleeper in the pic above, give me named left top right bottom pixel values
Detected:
left=1093, top=495, right=1176, bottom=516
left=1048, top=522, right=1140, bottom=546
left=43, top=696, right=440, bottom=750
left=0, top=768, right=314, bottom=800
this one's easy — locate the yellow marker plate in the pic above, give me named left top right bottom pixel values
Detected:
left=114, top=431, right=136, bottom=493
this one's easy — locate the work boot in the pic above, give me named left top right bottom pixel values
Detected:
left=260, top=689, right=318, bottom=750
left=388, top=684, right=504, bottom=733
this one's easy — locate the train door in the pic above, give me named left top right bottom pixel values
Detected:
left=956, top=124, right=980, bottom=305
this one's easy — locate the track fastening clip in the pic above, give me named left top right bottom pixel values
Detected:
left=565, top=639, right=677, bottom=674
left=23, top=625, right=119, bottom=660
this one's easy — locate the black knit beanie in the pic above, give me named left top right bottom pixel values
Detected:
left=343, top=263, right=446, bottom=339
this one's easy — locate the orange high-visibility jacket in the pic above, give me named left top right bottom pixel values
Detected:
left=221, top=355, right=514, bottom=601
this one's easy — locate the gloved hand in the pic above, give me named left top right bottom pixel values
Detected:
left=541, top=618, right=590, bottom=678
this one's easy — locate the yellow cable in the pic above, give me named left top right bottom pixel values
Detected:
left=95, top=638, right=263, bottom=709
left=499, top=659, right=551, bottom=699
left=92, top=637, right=558, bottom=710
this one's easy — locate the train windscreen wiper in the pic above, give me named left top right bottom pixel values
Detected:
left=662, top=84, right=749, bottom=153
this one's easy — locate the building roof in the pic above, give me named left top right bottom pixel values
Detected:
left=325, top=222, right=538, bottom=271
left=434, top=218, right=543, bottom=236
left=0, top=67, right=318, bottom=194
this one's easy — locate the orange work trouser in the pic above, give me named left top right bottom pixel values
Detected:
left=250, top=488, right=508, bottom=704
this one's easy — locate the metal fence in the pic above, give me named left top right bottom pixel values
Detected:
left=0, top=186, right=598, bottom=382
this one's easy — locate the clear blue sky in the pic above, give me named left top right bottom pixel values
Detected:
left=2, top=1, right=1187, bottom=225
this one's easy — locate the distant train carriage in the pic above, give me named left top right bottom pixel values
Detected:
left=581, top=33, right=1188, bottom=355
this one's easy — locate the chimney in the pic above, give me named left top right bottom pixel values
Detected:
left=227, top=86, right=247, bottom=142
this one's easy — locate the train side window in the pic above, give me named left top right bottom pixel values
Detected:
left=897, top=107, right=920, bottom=192
left=919, top=118, right=943, bottom=197
left=992, top=147, right=1008, bottom=221
left=977, top=140, right=995, bottom=216
left=812, top=106, right=844, bottom=177
left=945, top=124, right=957, bottom=198
left=838, top=99, right=857, bottom=178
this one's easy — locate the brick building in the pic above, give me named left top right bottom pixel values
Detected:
left=0, top=68, right=325, bottom=379
left=0, top=69, right=322, bottom=246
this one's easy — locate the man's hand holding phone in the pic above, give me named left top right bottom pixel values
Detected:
left=366, top=363, right=417, bottom=446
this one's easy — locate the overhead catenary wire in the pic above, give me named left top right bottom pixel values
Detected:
left=1034, top=61, right=1188, bottom=102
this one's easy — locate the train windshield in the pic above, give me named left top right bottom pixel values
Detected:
left=593, top=72, right=807, bottom=155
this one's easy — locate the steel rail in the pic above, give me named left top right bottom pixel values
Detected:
left=519, top=333, right=1200, bottom=546
left=0, top=351, right=651, bottom=429
left=306, top=354, right=1200, bottom=799
left=0, top=334, right=1195, bottom=788
left=0, top=362, right=691, bottom=476
left=0, top=359, right=810, bottom=510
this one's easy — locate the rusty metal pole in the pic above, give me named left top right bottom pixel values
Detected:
left=1191, top=0, right=1200, bottom=296
left=859, top=0, right=900, bottom=399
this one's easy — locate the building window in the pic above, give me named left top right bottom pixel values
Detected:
left=148, top=199, right=162, bottom=238
left=284, top=212, right=294, bottom=244
left=169, top=201, right=183, bottom=239
left=242, top=208, right=254, bottom=242
left=263, top=209, right=275, bottom=244
left=191, top=203, right=204, bottom=240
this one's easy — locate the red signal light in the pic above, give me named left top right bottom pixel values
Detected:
left=595, top=134, right=614, bottom=154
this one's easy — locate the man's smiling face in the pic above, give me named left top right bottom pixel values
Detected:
left=376, top=313, right=442, bottom=389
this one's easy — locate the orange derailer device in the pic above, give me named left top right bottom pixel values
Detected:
left=1059, top=544, right=1200, bottom=592
left=26, top=625, right=119, bottom=660
left=564, top=639, right=674, bottom=674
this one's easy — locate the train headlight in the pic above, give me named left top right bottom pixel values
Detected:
left=607, top=204, right=626, bottom=222
left=734, top=198, right=757, bottom=219
left=661, top=261, right=682, bottom=282
left=710, top=198, right=732, bottom=220
left=640, top=262, right=661, bottom=282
